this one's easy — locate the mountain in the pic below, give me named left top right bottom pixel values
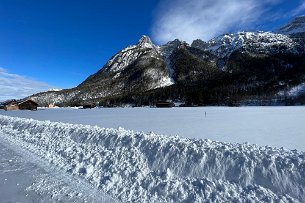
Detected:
left=278, top=15, right=305, bottom=37
left=29, top=16, right=305, bottom=107
left=78, top=35, right=173, bottom=96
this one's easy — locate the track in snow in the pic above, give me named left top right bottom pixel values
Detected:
left=0, top=134, right=118, bottom=203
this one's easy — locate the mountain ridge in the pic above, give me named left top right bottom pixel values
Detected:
left=29, top=15, right=305, bottom=106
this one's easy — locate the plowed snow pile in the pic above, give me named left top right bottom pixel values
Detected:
left=0, top=115, right=304, bottom=202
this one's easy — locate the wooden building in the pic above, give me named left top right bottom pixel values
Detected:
left=4, top=99, right=38, bottom=111
left=18, top=100, right=38, bottom=110
left=4, top=100, right=19, bottom=111
left=48, top=103, right=55, bottom=108
left=156, top=101, right=175, bottom=108
left=82, top=104, right=96, bottom=109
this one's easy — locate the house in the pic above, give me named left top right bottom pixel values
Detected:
left=4, top=99, right=38, bottom=111
left=48, top=103, right=55, bottom=108
left=3, top=100, right=19, bottom=111
left=156, top=100, right=175, bottom=108
left=18, top=100, right=38, bottom=110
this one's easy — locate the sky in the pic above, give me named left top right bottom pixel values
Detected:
left=0, top=0, right=305, bottom=101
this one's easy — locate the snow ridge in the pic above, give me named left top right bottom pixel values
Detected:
left=103, top=35, right=174, bottom=90
left=0, top=115, right=304, bottom=202
left=105, top=35, right=158, bottom=73
left=278, top=82, right=305, bottom=97
left=205, top=32, right=297, bottom=58
left=159, top=39, right=185, bottom=83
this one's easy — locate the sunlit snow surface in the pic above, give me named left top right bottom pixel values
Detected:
left=0, top=139, right=116, bottom=203
left=1, top=106, right=305, bottom=151
left=0, top=107, right=305, bottom=202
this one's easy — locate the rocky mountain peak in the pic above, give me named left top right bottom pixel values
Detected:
left=191, top=39, right=207, bottom=50
left=278, top=15, right=305, bottom=36
left=137, top=35, right=154, bottom=49
left=159, top=39, right=186, bottom=56
left=202, top=32, right=296, bottom=58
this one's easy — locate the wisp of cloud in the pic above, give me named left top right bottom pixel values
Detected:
left=0, top=68, right=53, bottom=101
left=152, top=0, right=285, bottom=43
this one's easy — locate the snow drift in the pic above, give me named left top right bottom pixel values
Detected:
left=0, top=115, right=304, bottom=202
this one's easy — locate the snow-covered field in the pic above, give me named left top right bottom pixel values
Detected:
left=0, top=107, right=304, bottom=202
left=1, top=106, right=305, bottom=151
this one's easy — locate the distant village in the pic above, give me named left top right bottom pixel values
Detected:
left=0, top=99, right=178, bottom=111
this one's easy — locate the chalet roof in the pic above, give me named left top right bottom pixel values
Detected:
left=1, top=99, right=17, bottom=106
left=1, top=99, right=38, bottom=106
left=18, top=99, right=38, bottom=106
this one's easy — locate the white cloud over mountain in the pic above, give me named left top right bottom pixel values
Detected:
left=151, top=0, right=303, bottom=43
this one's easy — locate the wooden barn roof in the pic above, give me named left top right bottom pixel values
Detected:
left=18, top=99, right=38, bottom=106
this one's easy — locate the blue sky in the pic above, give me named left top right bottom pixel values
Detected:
left=0, top=0, right=304, bottom=100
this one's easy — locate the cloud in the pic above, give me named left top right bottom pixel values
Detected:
left=152, top=0, right=282, bottom=43
left=0, top=67, right=53, bottom=101
left=288, top=2, right=305, bottom=17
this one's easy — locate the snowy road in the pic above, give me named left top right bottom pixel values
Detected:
left=1, top=106, right=305, bottom=151
left=0, top=136, right=118, bottom=203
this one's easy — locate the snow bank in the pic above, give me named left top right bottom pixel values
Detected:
left=0, top=115, right=304, bottom=202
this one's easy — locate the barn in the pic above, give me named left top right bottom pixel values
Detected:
left=82, top=104, right=96, bottom=109
left=4, top=99, right=38, bottom=111
left=155, top=100, right=175, bottom=108
left=4, top=100, right=19, bottom=111
left=48, top=103, right=55, bottom=108
left=18, top=100, right=38, bottom=110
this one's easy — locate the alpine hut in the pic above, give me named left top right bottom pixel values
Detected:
left=4, top=99, right=38, bottom=111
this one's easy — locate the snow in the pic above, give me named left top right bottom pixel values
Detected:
left=0, top=135, right=116, bottom=203
left=0, top=114, right=304, bottom=202
left=143, top=68, right=174, bottom=89
left=1, top=107, right=305, bottom=151
left=205, top=32, right=297, bottom=58
left=137, top=35, right=155, bottom=49
left=152, top=76, right=174, bottom=89
left=105, top=36, right=157, bottom=73
left=29, top=90, right=81, bottom=106
left=47, top=88, right=62, bottom=92
left=278, top=83, right=305, bottom=97
left=105, top=45, right=141, bottom=73
left=159, top=39, right=184, bottom=82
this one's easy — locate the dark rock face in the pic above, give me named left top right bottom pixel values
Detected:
left=29, top=16, right=305, bottom=106
left=191, top=39, right=208, bottom=50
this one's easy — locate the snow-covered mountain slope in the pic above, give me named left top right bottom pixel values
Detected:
left=30, top=36, right=175, bottom=106
left=278, top=82, right=305, bottom=97
left=0, top=115, right=304, bottom=202
left=104, top=36, right=158, bottom=73
left=80, top=35, right=173, bottom=91
left=196, top=32, right=298, bottom=58
left=30, top=89, right=80, bottom=107
left=158, top=39, right=186, bottom=80
left=278, top=15, right=305, bottom=36
left=28, top=15, right=305, bottom=106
